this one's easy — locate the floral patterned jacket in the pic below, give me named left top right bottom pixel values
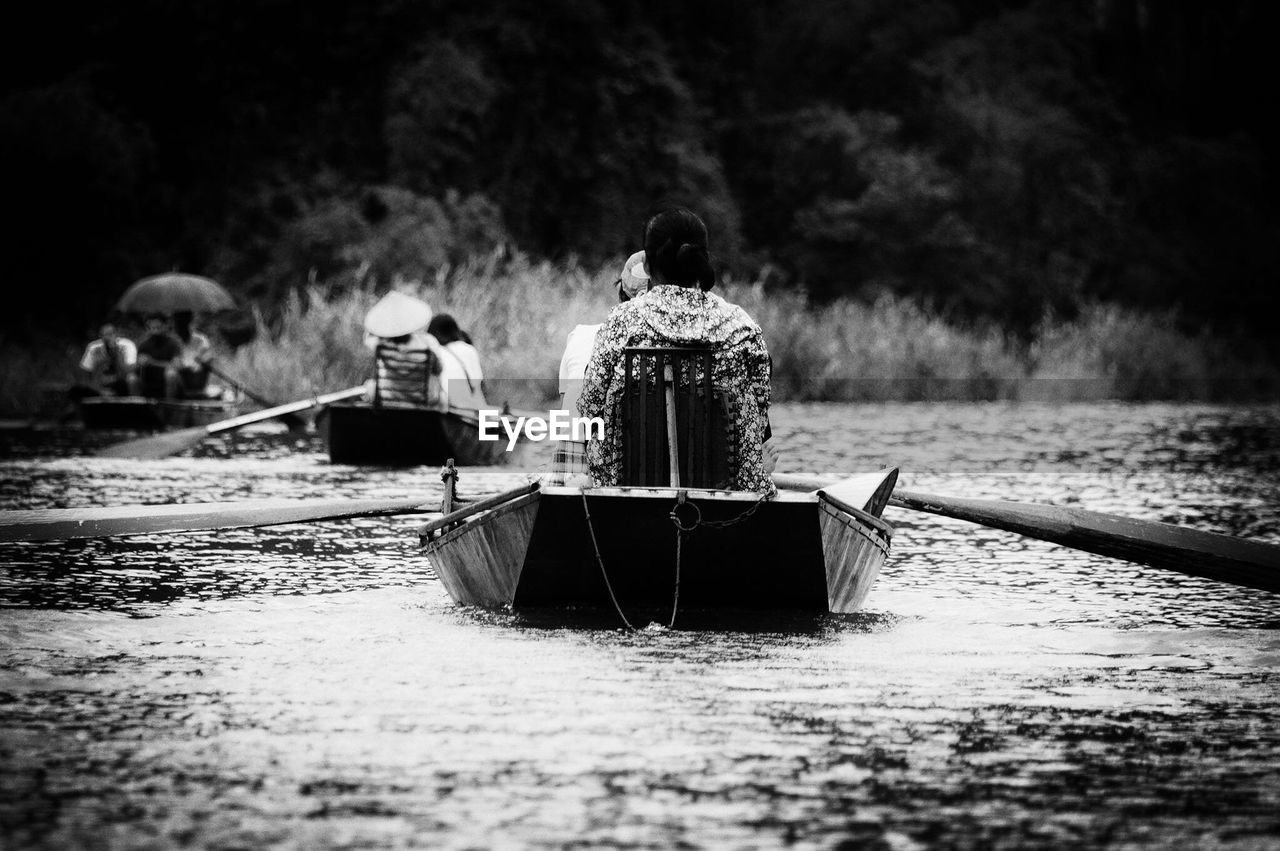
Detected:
left=579, top=285, right=775, bottom=495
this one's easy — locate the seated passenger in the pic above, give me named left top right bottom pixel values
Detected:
left=373, top=334, right=445, bottom=408
left=541, top=250, right=649, bottom=486
left=173, top=310, right=215, bottom=398
left=363, top=292, right=445, bottom=409
left=427, top=314, right=487, bottom=410
left=136, top=314, right=185, bottom=398
left=74, top=321, right=139, bottom=398
left=579, top=208, right=776, bottom=495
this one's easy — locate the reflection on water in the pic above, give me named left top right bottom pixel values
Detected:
left=1, top=403, right=1279, bottom=847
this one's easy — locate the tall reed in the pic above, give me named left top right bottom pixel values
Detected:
left=222, top=257, right=1272, bottom=406
left=6, top=256, right=1274, bottom=417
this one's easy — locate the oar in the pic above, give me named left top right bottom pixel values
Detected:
left=772, top=473, right=1280, bottom=593
left=94, top=386, right=366, bottom=459
left=446, top=404, right=547, bottom=423
left=0, top=495, right=433, bottom=542
left=207, top=362, right=306, bottom=430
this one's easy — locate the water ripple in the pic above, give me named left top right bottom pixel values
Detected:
left=2, top=403, right=1279, bottom=847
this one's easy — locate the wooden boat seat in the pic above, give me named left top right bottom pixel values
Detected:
left=177, top=365, right=212, bottom=399
left=374, top=343, right=443, bottom=409
left=618, top=346, right=737, bottom=489
left=138, top=364, right=170, bottom=399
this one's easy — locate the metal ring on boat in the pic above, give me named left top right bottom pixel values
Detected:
left=669, top=500, right=701, bottom=532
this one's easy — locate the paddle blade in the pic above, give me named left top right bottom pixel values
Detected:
left=92, top=386, right=367, bottom=459
left=93, top=425, right=210, bottom=459
left=774, top=470, right=898, bottom=517
left=0, top=496, right=433, bottom=542
left=891, top=490, right=1280, bottom=593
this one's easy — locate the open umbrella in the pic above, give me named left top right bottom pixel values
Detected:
left=116, top=273, right=236, bottom=314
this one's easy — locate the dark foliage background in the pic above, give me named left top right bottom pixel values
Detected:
left=2, top=0, right=1276, bottom=346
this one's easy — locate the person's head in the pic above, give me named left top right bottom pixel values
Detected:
left=98, top=322, right=118, bottom=341
left=642, top=208, right=714, bottom=291
left=427, top=314, right=464, bottom=345
left=144, top=314, right=168, bottom=335
left=616, top=251, right=649, bottom=302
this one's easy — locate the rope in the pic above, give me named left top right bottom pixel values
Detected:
left=581, top=492, right=637, bottom=631
left=670, top=530, right=683, bottom=628
left=582, top=488, right=771, bottom=632
left=692, top=492, right=770, bottom=529
left=664, top=490, right=770, bottom=628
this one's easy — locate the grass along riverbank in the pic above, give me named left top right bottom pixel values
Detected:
left=3, top=255, right=1275, bottom=417
left=220, top=255, right=1273, bottom=407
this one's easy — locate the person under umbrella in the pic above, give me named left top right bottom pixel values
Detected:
left=173, top=310, right=215, bottom=398
left=136, top=314, right=186, bottom=399
left=73, top=321, right=140, bottom=400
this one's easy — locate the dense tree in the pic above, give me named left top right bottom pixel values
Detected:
left=1, top=0, right=1275, bottom=348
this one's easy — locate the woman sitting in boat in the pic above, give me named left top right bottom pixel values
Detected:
left=363, top=292, right=446, bottom=410
left=427, top=314, right=487, bottom=410
left=579, top=208, right=776, bottom=495
left=542, top=250, right=650, bottom=486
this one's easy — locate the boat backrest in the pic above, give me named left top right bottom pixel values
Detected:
left=374, top=343, right=442, bottom=409
left=618, top=346, right=737, bottom=488
left=138, top=364, right=169, bottom=399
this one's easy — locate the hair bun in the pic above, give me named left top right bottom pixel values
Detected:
left=676, top=243, right=706, bottom=262
left=643, top=208, right=715, bottom=290
left=676, top=243, right=715, bottom=291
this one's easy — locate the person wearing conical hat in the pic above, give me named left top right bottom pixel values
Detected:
left=363, top=292, right=448, bottom=410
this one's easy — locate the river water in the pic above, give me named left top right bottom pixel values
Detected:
left=1, top=402, right=1278, bottom=848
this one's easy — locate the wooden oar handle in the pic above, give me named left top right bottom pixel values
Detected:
left=206, top=386, right=365, bottom=433
left=0, top=496, right=433, bottom=542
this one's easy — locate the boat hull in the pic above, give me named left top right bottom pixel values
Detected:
left=421, top=486, right=892, bottom=615
left=321, top=403, right=512, bottom=466
left=80, top=396, right=236, bottom=430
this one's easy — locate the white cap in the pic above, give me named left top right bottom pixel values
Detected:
left=620, top=250, right=648, bottom=297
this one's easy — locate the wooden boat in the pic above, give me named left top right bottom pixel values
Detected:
left=320, top=402, right=520, bottom=466
left=80, top=396, right=237, bottom=430
left=418, top=470, right=897, bottom=617
left=420, top=347, right=897, bottom=620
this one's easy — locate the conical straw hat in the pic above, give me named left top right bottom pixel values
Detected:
left=364, top=291, right=433, bottom=338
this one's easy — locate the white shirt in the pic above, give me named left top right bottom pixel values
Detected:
left=80, top=337, right=137, bottom=374
left=179, top=331, right=212, bottom=368
left=558, top=323, right=602, bottom=419
left=439, top=341, right=486, bottom=409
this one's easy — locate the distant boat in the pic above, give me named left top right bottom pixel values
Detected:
left=79, top=396, right=238, bottom=431
left=319, top=402, right=526, bottom=466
